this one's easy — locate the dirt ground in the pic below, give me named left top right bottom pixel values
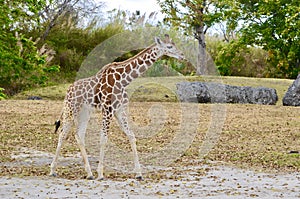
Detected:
left=1, top=163, right=300, bottom=198
left=1, top=100, right=300, bottom=198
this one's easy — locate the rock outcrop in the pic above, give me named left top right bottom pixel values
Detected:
left=283, top=74, right=300, bottom=106
left=176, top=82, right=278, bottom=105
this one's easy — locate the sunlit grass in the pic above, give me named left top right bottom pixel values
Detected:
left=12, top=76, right=292, bottom=104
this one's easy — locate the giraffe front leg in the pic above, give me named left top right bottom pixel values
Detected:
left=129, top=134, right=143, bottom=180
left=115, top=109, right=143, bottom=180
left=96, top=131, right=108, bottom=180
left=96, top=112, right=111, bottom=180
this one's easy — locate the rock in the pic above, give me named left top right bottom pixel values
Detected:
left=282, top=74, right=300, bottom=106
left=252, top=87, right=278, bottom=105
left=27, top=96, right=42, bottom=100
left=176, top=82, right=278, bottom=105
left=176, top=82, right=209, bottom=103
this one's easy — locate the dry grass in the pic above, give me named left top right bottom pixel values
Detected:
left=1, top=76, right=300, bottom=179
left=1, top=102, right=300, bottom=179
left=13, top=76, right=292, bottom=104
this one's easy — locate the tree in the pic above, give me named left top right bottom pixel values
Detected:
left=157, top=0, right=225, bottom=75
left=38, top=0, right=105, bottom=41
left=0, top=0, right=46, bottom=32
left=228, top=0, right=300, bottom=78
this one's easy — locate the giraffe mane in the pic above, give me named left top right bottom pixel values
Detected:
left=115, top=43, right=156, bottom=65
left=97, top=43, right=156, bottom=75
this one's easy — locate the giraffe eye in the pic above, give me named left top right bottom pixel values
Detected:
left=167, top=46, right=173, bottom=49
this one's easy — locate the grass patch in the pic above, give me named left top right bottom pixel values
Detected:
left=2, top=76, right=299, bottom=179
left=12, top=84, right=70, bottom=100
left=12, top=76, right=293, bottom=104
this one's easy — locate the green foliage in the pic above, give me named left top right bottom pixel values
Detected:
left=0, top=88, right=7, bottom=100
left=207, top=37, right=268, bottom=77
left=158, top=0, right=224, bottom=33
left=158, top=0, right=300, bottom=78
left=0, top=34, right=59, bottom=95
left=0, top=0, right=46, bottom=32
left=143, top=59, right=181, bottom=77
left=215, top=40, right=247, bottom=76
left=44, top=15, right=125, bottom=76
left=231, top=0, right=300, bottom=78
left=0, top=0, right=60, bottom=95
left=157, top=0, right=229, bottom=75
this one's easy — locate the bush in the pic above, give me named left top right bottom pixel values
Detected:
left=0, top=33, right=59, bottom=96
left=44, top=17, right=125, bottom=78
left=0, top=88, right=7, bottom=100
left=207, top=37, right=268, bottom=77
left=264, top=49, right=300, bottom=79
left=143, top=59, right=181, bottom=77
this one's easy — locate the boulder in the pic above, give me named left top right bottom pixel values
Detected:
left=176, top=82, right=278, bottom=105
left=282, top=74, right=300, bottom=106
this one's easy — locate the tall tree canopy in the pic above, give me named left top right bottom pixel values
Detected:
left=157, top=0, right=225, bottom=75
left=158, top=0, right=300, bottom=78
left=233, top=0, right=300, bottom=78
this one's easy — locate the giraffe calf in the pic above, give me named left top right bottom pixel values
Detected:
left=49, top=34, right=185, bottom=180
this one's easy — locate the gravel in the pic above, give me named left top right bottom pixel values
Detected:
left=1, top=163, right=300, bottom=199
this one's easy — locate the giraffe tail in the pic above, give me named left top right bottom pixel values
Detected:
left=54, top=120, right=61, bottom=133
left=54, top=111, right=63, bottom=133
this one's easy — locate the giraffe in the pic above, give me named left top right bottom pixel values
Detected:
left=49, top=34, right=185, bottom=180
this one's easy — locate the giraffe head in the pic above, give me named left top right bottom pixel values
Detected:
left=155, top=34, right=185, bottom=60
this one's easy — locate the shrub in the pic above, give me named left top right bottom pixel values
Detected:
left=45, top=17, right=125, bottom=77
left=0, top=33, right=59, bottom=96
left=143, top=59, right=181, bottom=77
left=0, top=88, right=7, bottom=100
left=208, top=38, right=268, bottom=77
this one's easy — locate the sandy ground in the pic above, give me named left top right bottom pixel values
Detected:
left=1, top=162, right=300, bottom=199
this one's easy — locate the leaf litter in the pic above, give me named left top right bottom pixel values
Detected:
left=1, top=100, right=300, bottom=198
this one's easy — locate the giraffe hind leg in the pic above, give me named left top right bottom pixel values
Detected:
left=75, top=106, right=94, bottom=179
left=75, top=132, right=94, bottom=180
left=50, top=120, right=72, bottom=177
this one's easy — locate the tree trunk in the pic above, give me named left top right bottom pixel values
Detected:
left=195, top=25, right=207, bottom=75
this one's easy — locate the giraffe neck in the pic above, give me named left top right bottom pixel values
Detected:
left=115, top=44, right=163, bottom=87
left=129, top=44, right=161, bottom=72
left=94, top=44, right=163, bottom=89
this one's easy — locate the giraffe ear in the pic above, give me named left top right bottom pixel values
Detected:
left=155, top=37, right=162, bottom=45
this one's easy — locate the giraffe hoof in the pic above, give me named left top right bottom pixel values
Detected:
left=96, top=177, right=104, bottom=181
left=136, top=176, right=143, bottom=181
left=86, top=176, right=94, bottom=180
